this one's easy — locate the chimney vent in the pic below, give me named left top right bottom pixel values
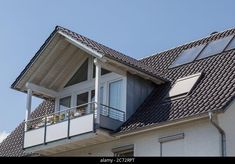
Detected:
left=210, top=31, right=218, bottom=35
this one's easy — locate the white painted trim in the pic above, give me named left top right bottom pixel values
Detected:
left=122, top=76, right=127, bottom=120
left=25, top=89, right=32, bottom=131
left=54, top=57, right=127, bottom=118
left=26, top=82, right=57, bottom=98
left=94, top=58, right=101, bottom=124
left=58, top=73, right=123, bottom=96
left=58, top=31, right=103, bottom=59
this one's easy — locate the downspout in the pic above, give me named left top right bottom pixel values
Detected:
left=208, top=112, right=226, bottom=157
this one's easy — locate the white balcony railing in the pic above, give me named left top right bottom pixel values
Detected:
left=23, top=102, right=125, bottom=149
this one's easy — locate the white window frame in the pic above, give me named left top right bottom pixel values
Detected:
left=166, top=72, right=202, bottom=99
left=55, top=56, right=127, bottom=116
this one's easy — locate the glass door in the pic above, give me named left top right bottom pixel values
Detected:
left=108, top=80, right=123, bottom=120
left=76, top=92, right=89, bottom=116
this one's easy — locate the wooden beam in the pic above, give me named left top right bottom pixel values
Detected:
left=94, top=58, right=101, bottom=124
left=17, top=34, right=61, bottom=89
left=51, top=51, right=87, bottom=90
left=39, top=44, right=77, bottom=86
left=34, top=42, right=70, bottom=84
left=26, top=82, right=57, bottom=98
left=28, top=39, right=63, bottom=81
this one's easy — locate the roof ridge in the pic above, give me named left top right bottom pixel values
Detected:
left=139, top=26, right=235, bottom=61
left=56, top=26, right=138, bottom=60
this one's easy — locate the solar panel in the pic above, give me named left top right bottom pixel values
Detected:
left=225, top=35, right=235, bottom=51
left=197, top=35, right=233, bottom=60
left=170, top=44, right=206, bottom=68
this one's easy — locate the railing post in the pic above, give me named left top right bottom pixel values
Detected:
left=94, top=58, right=101, bottom=125
left=67, top=109, right=71, bottom=139
left=44, top=115, right=47, bottom=144
left=25, top=88, right=32, bottom=131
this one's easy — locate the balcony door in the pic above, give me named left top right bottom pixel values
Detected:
left=109, top=80, right=123, bottom=110
left=76, top=92, right=89, bottom=116
left=75, top=87, right=104, bottom=117
left=59, top=96, right=71, bottom=111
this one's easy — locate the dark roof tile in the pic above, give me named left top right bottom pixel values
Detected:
left=118, top=29, right=235, bottom=133
left=0, top=101, right=54, bottom=156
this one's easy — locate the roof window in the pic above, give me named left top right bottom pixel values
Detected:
left=166, top=73, right=202, bottom=99
left=170, top=45, right=206, bottom=68
left=225, top=35, right=235, bottom=51
left=170, top=35, right=234, bottom=68
left=197, top=35, right=233, bottom=60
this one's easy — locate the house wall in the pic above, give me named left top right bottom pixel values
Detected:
left=218, top=99, right=235, bottom=156
left=53, top=118, right=220, bottom=156
left=126, top=73, right=154, bottom=119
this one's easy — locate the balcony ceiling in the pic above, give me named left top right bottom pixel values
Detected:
left=14, top=34, right=91, bottom=97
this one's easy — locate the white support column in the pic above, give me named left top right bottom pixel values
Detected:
left=25, top=89, right=32, bottom=131
left=94, top=58, right=101, bottom=124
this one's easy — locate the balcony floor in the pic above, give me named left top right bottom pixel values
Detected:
left=25, top=129, right=114, bottom=156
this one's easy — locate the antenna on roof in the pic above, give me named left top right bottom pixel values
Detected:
left=210, top=31, right=218, bottom=35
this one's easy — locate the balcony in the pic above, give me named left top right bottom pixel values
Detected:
left=23, top=102, right=125, bottom=155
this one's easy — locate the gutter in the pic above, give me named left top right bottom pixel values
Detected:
left=208, top=112, right=226, bottom=157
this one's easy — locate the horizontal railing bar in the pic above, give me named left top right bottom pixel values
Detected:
left=25, top=101, right=125, bottom=124
left=100, top=103, right=125, bottom=114
left=26, top=102, right=96, bottom=123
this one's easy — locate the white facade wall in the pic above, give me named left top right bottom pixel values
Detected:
left=53, top=118, right=220, bottom=156
left=218, top=100, right=235, bottom=156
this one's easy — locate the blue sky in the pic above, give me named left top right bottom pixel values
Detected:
left=0, top=0, right=234, bottom=139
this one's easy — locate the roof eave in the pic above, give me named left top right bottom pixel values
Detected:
left=113, top=113, right=211, bottom=138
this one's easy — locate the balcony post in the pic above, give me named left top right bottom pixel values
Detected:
left=94, top=58, right=101, bottom=124
left=25, top=88, right=32, bottom=131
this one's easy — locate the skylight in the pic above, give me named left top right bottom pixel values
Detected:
left=225, top=35, right=235, bottom=51
left=166, top=73, right=202, bottom=98
left=170, top=45, right=206, bottom=68
left=197, top=35, right=233, bottom=60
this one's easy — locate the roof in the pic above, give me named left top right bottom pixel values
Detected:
left=0, top=101, right=54, bottom=156
left=118, top=28, right=235, bottom=133
left=1, top=26, right=235, bottom=156
left=11, top=26, right=167, bottom=91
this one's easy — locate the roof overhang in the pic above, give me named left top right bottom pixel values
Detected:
left=11, top=28, right=166, bottom=99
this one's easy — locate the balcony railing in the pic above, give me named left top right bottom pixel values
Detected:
left=25, top=102, right=125, bottom=131
left=24, top=102, right=125, bottom=148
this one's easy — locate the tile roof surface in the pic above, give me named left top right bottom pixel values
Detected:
left=0, top=101, right=54, bottom=156
left=1, top=26, right=235, bottom=156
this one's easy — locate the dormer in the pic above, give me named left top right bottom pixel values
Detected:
left=11, top=26, right=166, bottom=155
